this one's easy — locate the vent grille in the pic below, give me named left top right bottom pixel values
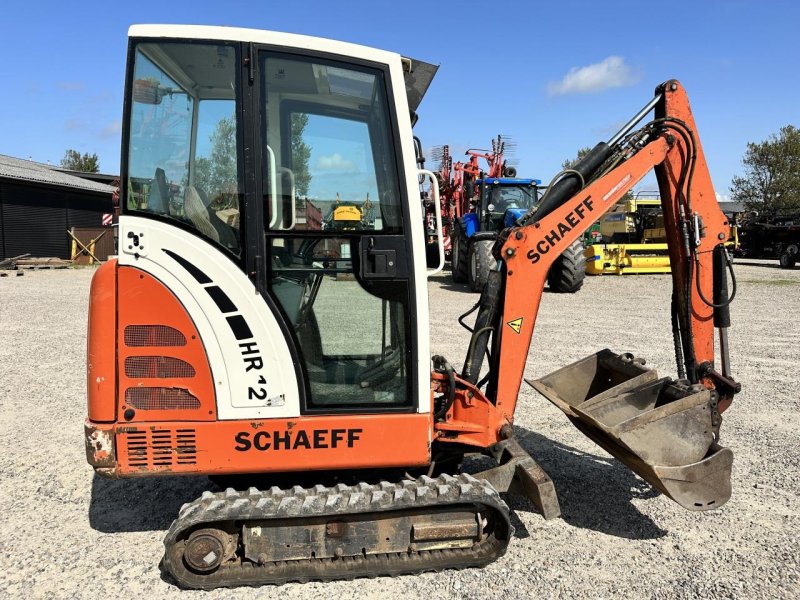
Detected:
left=125, top=428, right=197, bottom=468
left=125, top=387, right=201, bottom=410
left=125, top=356, right=196, bottom=378
left=124, top=325, right=187, bottom=347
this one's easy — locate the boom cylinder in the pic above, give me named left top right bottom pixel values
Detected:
left=713, top=245, right=732, bottom=377
left=462, top=271, right=503, bottom=383
left=524, top=91, right=664, bottom=227
left=526, top=142, right=613, bottom=224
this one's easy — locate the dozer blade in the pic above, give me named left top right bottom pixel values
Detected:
left=526, top=349, right=732, bottom=511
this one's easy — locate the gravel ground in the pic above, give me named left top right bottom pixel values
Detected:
left=0, top=259, right=798, bottom=599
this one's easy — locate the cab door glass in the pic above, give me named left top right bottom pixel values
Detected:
left=260, top=54, right=402, bottom=233
left=269, top=236, right=408, bottom=408
left=260, top=52, right=412, bottom=411
left=294, top=113, right=382, bottom=231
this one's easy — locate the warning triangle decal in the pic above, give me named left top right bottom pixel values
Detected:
left=507, top=317, right=523, bottom=334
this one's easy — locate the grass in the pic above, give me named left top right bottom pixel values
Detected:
left=740, top=278, right=799, bottom=286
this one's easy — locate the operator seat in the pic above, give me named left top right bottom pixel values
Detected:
left=184, top=186, right=239, bottom=252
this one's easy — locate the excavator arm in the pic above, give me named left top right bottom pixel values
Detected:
left=435, top=80, right=739, bottom=512
left=493, top=80, right=738, bottom=418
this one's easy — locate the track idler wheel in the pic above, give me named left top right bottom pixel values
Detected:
left=182, top=528, right=234, bottom=574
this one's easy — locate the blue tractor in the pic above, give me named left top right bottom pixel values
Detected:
left=451, top=176, right=586, bottom=292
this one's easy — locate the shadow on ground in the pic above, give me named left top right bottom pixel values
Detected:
left=426, top=271, right=477, bottom=295
left=493, top=426, right=667, bottom=541
left=89, top=474, right=211, bottom=533
left=734, top=258, right=796, bottom=270
left=88, top=425, right=666, bottom=541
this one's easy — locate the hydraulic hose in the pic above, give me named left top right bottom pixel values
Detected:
left=461, top=271, right=502, bottom=384
left=432, top=355, right=456, bottom=420
left=519, top=141, right=614, bottom=226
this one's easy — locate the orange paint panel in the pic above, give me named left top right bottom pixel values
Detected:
left=87, top=259, right=118, bottom=422
left=432, top=372, right=507, bottom=448
left=117, top=266, right=217, bottom=422
left=91, top=413, right=432, bottom=477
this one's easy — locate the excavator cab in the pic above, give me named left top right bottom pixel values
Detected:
left=111, top=31, right=435, bottom=426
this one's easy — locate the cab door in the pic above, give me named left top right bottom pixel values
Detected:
left=253, top=48, right=420, bottom=414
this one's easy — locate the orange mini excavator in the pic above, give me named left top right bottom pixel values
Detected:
left=85, top=25, right=740, bottom=588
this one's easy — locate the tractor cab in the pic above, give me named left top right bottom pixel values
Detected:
left=476, top=177, right=541, bottom=230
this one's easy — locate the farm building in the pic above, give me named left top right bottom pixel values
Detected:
left=0, top=154, right=116, bottom=260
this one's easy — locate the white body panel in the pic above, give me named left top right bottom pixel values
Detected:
left=119, top=215, right=301, bottom=419
left=126, top=25, right=432, bottom=416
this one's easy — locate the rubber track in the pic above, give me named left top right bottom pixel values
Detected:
left=163, top=473, right=512, bottom=589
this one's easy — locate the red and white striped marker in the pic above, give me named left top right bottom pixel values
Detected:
left=101, top=213, right=113, bottom=226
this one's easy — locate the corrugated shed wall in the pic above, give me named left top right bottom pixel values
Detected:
left=67, top=192, right=112, bottom=229
left=0, top=180, right=113, bottom=260
left=0, top=182, right=5, bottom=258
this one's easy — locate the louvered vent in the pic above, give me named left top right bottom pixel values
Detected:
left=125, top=387, right=201, bottom=410
left=125, top=356, right=196, bottom=378
left=124, top=325, right=187, bottom=347
left=124, top=428, right=197, bottom=468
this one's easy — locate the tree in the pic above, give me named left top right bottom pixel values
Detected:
left=191, top=116, right=239, bottom=209
left=194, top=113, right=311, bottom=206
left=291, top=113, right=311, bottom=198
left=731, top=125, right=800, bottom=213
left=209, top=116, right=238, bottom=196
left=60, top=149, right=99, bottom=172
left=561, top=146, right=591, bottom=171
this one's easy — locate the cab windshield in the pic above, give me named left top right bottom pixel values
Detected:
left=487, top=184, right=538, bottom=212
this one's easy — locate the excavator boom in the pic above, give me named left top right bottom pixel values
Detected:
left=447, top=80, right=738, bottom=510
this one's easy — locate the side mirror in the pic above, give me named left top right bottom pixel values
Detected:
left=132, top=79, right=163, bottom=105
left=133, top=79, right=187, bottom=104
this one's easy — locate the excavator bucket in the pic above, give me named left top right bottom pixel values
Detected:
left=526, top=350, right=732, bottom=511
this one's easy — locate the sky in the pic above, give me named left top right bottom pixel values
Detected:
left=1, top=0, right=798, bottom=200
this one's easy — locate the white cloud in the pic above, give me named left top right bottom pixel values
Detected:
left=57, top=81, right=86, bottom=92
left=716, top=193, right=731, bottom=203
left=99, top=120, right=121, bottom=139
left=548, top=56, right=639, bottom=96
left=64, top=118, right=88, bottom=132
left=316, top=153, right=356, bottom=171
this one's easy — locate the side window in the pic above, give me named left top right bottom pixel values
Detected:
left=126, top=43, right=241, bottom=254
left=194, top=100, right=241, bottom=237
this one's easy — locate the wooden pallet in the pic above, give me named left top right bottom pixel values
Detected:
left=0, top=253, right=30, bottom=270
left=14, top=257, right=73, bottom=270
